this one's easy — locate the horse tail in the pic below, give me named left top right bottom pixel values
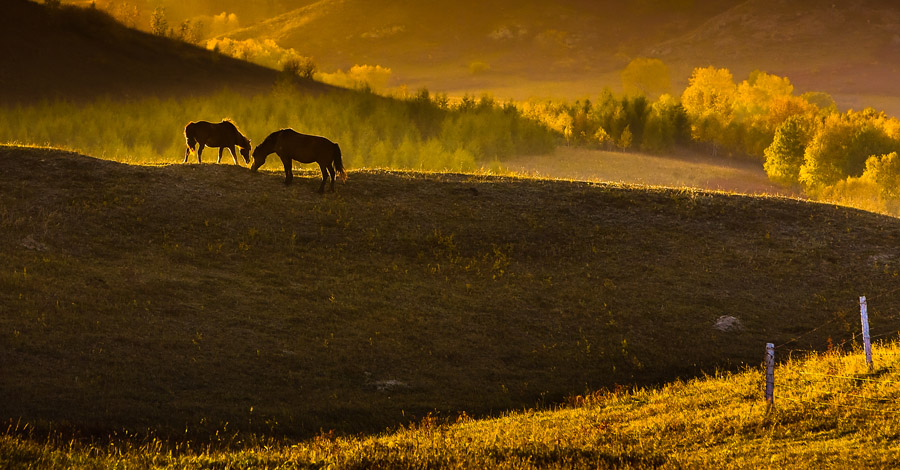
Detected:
left=184, top=123, right=197, bottom=149
left=333, top=143, right=348, bottom=182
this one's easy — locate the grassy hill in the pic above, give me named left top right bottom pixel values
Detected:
left=0, top=0, right=327, bottom=104
left=3, top=145, right=900, bottom=441
left=5, top=335, right=900, bottom=467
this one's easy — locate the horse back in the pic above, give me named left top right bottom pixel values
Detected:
left=276, top=129, right=336, bottom=163
left=186, top=120, right=243, bottom=148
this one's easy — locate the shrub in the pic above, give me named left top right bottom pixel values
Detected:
left=281, top=56, right=317, bottom=80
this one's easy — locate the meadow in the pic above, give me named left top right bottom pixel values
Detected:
left=503, top=146, right=796, bottom=197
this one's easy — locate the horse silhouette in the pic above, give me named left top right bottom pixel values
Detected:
left=251, top=129, right=347, bottom=193
left=182, top=120, right=251, bottom=165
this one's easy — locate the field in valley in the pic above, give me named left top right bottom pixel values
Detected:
left=503, top=147, right=798, bottom=197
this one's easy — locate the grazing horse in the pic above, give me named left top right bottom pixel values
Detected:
left=250, top=129, right=347, bottom=193
left=182, top=120, right=251, bottom=165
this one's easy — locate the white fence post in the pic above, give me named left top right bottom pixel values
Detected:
left=765, top=343, right=775, bottom=404
left=860, top=296, right=873, bottom=369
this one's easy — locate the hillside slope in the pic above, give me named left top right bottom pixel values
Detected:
left=313, top=341, right=900, bottom=467
left=222, top=0, right=743, bottom=96
left=2, top=146, right=900, bottom=437
left=0, top=0, right=329, bottom=104
left=648, top=0, right=900, bottom=111
left=222, top=0, right=900, bottom=113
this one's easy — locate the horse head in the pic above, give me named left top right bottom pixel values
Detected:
left=250, top=146, right=267, bottom=171
left=240, top=144, right=251, bottom=165
left=250, top=131, right=278, bottom=171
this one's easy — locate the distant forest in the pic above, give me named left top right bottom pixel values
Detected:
left=521, top=61, right=900, bottom=215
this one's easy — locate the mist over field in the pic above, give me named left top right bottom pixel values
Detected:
left=5, top=0, right=900, bottom=467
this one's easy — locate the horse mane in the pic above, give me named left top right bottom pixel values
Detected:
left=258, top=129, right=284, bottom=149
left=220, top=118, right=239, bottom=132
left=221, top=118, right=250, bottom=147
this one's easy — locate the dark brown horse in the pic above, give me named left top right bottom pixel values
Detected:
left=250, top=129, right=347, bottom=193
left=182, top=120, right=251, bottom=165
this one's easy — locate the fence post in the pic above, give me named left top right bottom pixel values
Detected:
left=765, top=342, right=775, bottom=404
left=860, top=296, right=873, bottom=369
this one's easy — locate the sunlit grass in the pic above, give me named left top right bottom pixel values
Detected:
left=4, top=340, right=900, bottom=468
left=0, top=84, right=555, bottom=172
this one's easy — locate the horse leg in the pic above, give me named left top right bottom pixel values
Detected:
left=197, top=144, right=205, bottom=163
left=228, top=146, right=239, bottom=165
left=281, top=155, right=294, bottom=185
left=317, top=162, right=328, bottom=193
left=182, top=145, right=191, bottom=164
left=217, top=147, right=224, bottom=164
left=326, top=163, right=336, bottom=192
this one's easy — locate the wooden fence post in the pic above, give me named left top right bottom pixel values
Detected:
left=765, top=342, right=775, bottom=404
left=860, top=296, right=873, bottom=369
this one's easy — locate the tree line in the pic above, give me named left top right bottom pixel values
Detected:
left=521, top=58, right=900, bottom=215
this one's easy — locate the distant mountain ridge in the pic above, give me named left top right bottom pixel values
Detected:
left=223, top=0, right=900, bottom=113
left=648, top=0, right=900, bottom=108
left=223, top=0, right=743, bottom=91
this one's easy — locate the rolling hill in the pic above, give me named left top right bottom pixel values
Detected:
left=8, top=342, right=897, bottom=468
left=220, top=0, right=900, bottom=114
left=648, top=0, right=900, bottom=113
left=3, top=145, right=900, bottom=438
left=222, top=0, right=742, bottom=95
left=0, top=0, right=329, bottom=104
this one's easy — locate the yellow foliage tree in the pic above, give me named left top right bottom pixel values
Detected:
left=680, top=66, right=736, bottom=142
left=733, top=71, right=794, bottom=123
left=620, top=58, right=671, bottom=99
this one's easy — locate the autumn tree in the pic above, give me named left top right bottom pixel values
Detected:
left=107, top=1, right=140, bottom=28
left=680, top=66, right=736, bottom=144
left=733, top=71, right=794, bottom=121
left=621, top=57, right=671, bottom=99
left=800, top=110, right=899, bottom=188
left=281, top=56, right=317, bottom=80
left=801, top=91, right=837, bottom=112
left=861, top=152, right=900, bottom=211
left=763, top=115, right=809, bottom=186
left=642, top=94, right=690, bottom=152
left=150, top=6, right=168, bottom=36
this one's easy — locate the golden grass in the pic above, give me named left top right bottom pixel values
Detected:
left=5, top=341, right=900, bottom=468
